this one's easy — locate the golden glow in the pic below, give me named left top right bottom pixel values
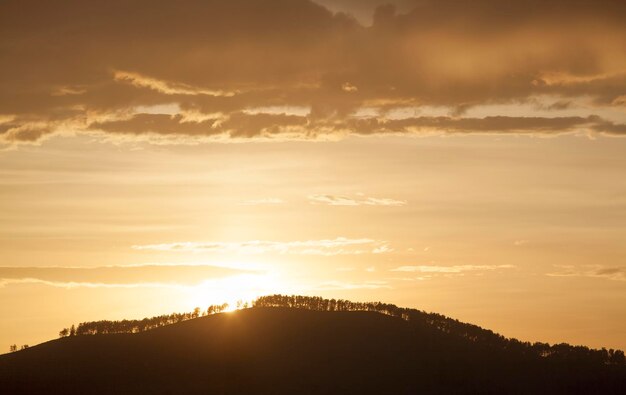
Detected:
left=1, top=0, right=625, bottom=354
left=185, top=273, right=288, bottom=311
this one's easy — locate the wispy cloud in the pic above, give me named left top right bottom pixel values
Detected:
left=0, top=264, right=253, bottom=288
left=240, top=198, right=285, bottom=206
left=133, top=237, right=392, bottom=256
left=114, top=70, right=236, bottom=97
left=0, top=278, right=185, bottom=289
left=313, top=280, right=391, bottom=290
left=391, top=264, right=515, bottom=274
left=308, top=194, right=406, bottom=207
left=546, top=265, right=625, bottom=281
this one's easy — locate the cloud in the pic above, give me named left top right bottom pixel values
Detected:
left=342, top=115, right=604, bottom=136
left=391, top=264, right=515, bottom=274
left=308, top=194, right=406, bottom=206
left=546, top=265, right=625, bottom=282
left=313, top=280, right=391, bottom=290
left=0, top=264, right=253, bottom=288
left=113, top=71, right=236, bottom=97
left=133, top=237, right=391, bottom=256
left=240, top=198, right=285, bottom=206
left=1, top=0, right=625, bottom=145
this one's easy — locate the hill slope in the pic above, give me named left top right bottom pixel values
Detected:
left=1, top=307, right=624, bottom=394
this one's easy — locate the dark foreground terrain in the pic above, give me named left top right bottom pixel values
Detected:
left=1, top=306, right=625, bottom=394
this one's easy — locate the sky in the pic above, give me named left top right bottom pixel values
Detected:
left=0, top=0, right=625, bottom=351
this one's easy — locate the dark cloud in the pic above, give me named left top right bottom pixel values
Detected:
left=545, top=101, right=574, bottom=111
left=592, top=120, right=626, bottom=136
left=1, top=0, right=625, bottom=144
left=346, top=115, right=601, bottom=135
left=88, top=114, right=605, bottom=139
left=595, top=267, right=624, bottom=276
left=0, top=265, right=253, bottom=287
left=314, top=0, right=416, bottom=24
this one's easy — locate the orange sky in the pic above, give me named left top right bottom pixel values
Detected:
left=1, top=0, right=625, bottom=351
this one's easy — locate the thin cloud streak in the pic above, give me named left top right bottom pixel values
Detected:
left=240, top=198, right=285, bottom=206
left=546, top=265, right=625, bottom=282
left=308, top=194, right=406, bottom=206
left=0, top=278, right=192, bottom=289
left=133, top=237, right=392, bottom=256
left=391, top=265, right=515, bottom=273
left=313, top=280, right=391, bottom=290
left=0, top=265, right=253, bottom=287
left=114, top=71, right=237, bottom=97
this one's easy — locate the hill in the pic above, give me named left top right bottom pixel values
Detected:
left=0, top=297, right=625, bottom=394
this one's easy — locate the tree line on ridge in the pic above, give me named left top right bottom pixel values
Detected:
left=37, top=294, right=624, bottom=366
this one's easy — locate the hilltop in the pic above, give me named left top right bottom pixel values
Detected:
left=0, top=295, right=624, bottom=394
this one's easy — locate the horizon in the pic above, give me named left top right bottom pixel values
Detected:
left=1, top=0, right=626, bottom=354
left=7, top=294, right=625, bottom=359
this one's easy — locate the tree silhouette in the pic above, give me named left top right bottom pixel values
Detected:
left=252, top=294, right=626, bottom=367
left=53, top=294, right=625, bottom=369
left=69, top=303, right=231, bottom=336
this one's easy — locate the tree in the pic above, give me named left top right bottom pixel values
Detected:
left=609, top=349, right=625, bottom=365
left=9, top=344, right=17, bottom=352
left=20, top=344, right=29, bottom=350
left=52, top=293, right=626, bottom=373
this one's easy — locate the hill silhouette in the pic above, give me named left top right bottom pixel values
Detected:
left=1, top=295, right=624, bottom=394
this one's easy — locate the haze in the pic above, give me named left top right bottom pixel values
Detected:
left=1, top=0, right=625, bottom=352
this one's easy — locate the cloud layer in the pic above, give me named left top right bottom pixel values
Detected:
left=1, top=0, right=625, bottom=145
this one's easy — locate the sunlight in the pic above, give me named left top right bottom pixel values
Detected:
left=185, top=272, right=287, bottom=312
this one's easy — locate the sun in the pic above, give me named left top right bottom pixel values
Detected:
left=185, top=272, right=287, bottom=312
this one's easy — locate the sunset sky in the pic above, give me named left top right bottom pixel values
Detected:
left=1, top=0, right=625, bottom=351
